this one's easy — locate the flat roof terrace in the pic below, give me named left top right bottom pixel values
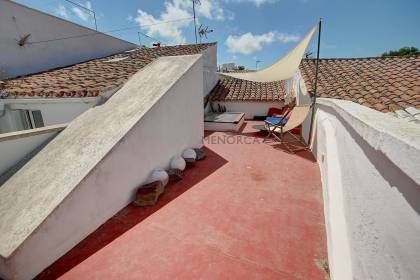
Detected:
left=36, top=121, right=327, bottom=280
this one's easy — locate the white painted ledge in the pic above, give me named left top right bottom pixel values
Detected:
left=315, top=98, right=420, bottom=185
left=0, top=124, right=67, bottom=142
left=0, top=124, right=68, bottom=178
left=304, top=98, right=420, bottom=280
left=0, top=97, right=99, bottom=104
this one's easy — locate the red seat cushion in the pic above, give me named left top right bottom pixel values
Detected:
left=267, top=107, right=283, bottom=117
left=290, top=127, right=301, bottom=134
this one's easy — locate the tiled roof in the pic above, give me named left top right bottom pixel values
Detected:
left=209, top=76, right=285, bottom=102
left=299, top=55, right=420, bottom=112
left=0, top=43, right=215, bottom=98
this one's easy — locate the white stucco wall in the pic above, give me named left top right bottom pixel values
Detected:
left=0, top=124, right=66, bottom=177
left=0, top=110, right=26, bottom=133
left=0, top=0, right=136, bottom=78
left=0, top=98, right=97, bottom=133
left=211, top=101, right=283, bottom=119
left=202, top=45, right=218, bottom=96
left=0, top=55, right=203, bottom=280
left=303, top=98, right=420, bottom=280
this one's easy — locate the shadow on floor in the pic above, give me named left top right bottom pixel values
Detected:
left=240, top=125, right=317, bottom=163
left=35, top=147, right=228, bottom=280
left=270, top=142, right=316, bottom=162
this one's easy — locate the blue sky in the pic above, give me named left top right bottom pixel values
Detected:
left=15, top=0, right=420, bottom=69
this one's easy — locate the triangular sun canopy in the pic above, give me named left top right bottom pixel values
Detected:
left=221, top=23, right=318, bottom=82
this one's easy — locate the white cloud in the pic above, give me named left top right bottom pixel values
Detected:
left=127, top=15, right=134, bottom=22
left=226, top=32, right=275, bottom=55
left=135, top=2, right=191, bottom=44
left=135, top=0, right=232, bottom=44
left=197, top=0, right=229, bottom=20
left=72, top=8, right=88, bottom=21
left=225, top=0, right=277, bottom=7
left=72, top=1, right=93, bottom=22
left=56, top=4, right=69, bottom=18
left=276, top=32, right=300, bottom=43
left=226, top=31, right=300, bottom=55
left=174, top=0, right=230, bottom=21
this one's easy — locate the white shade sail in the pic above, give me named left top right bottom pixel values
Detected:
left=221, top=23, right=318, bottom=82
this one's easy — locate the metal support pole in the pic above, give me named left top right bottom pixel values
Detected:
left=92, top=10, right=98, bottom=31
left=137, top=32, right=141, bottom=47
left=308, top=18, right=322, bottom=146
left=193, top=1, right=198, bottom=44
left=256, top=59, right=262, bottom=70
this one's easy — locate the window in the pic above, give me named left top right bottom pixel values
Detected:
left=21, top=110, right=44, bottom=129
left=31, top=110, right=44, bottom=128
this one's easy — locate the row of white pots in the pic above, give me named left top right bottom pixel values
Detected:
left=148, top=148, right=197, bottom=186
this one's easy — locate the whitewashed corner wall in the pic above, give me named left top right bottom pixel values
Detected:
left=0, top=56, right=204, bottom=280
left=0, top=0, right=137, bottom=78
left=202, top=44, right=218, bottom=96
left=303, top=98, right=420, bottom=280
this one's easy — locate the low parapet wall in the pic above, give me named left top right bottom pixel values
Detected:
left=0, top=54, right=204, bottom=280
left=0, top=124, right=67, bottom=179
left=303, top=98, right=420, bottom=280
left=209, top=101, right=284, bottom=119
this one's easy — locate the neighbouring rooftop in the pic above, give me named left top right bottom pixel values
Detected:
left=209, top=55, right=420, bottom=114
left=209, top=77, right=284, bottom=102
left=3, top=45, right=419, bottom=116
left=0, top=43, right=215, bottom=98
left=35, top=122, right=328, bottom=280
left=299, top=55, right=420, bottom=112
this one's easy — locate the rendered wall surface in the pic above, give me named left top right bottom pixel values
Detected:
left=0, top=0, right=136, bottom=78
left=0, top=110, right=26, bottom=133
left=303, top=98, right=420, bottom=280
left=0, top=55, right=203, bottom=280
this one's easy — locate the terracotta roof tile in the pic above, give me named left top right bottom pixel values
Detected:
left=299, top=55, right=420, bottom=112
left=209, top=76, right=285, bottom=102
left=1, top=43, right=215, bottom=98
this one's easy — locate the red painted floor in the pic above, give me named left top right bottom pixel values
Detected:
left=37, top=121, right=327, bottom=280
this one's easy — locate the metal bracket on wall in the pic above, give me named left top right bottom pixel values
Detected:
left=18, top=34, right=31, bottom=46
